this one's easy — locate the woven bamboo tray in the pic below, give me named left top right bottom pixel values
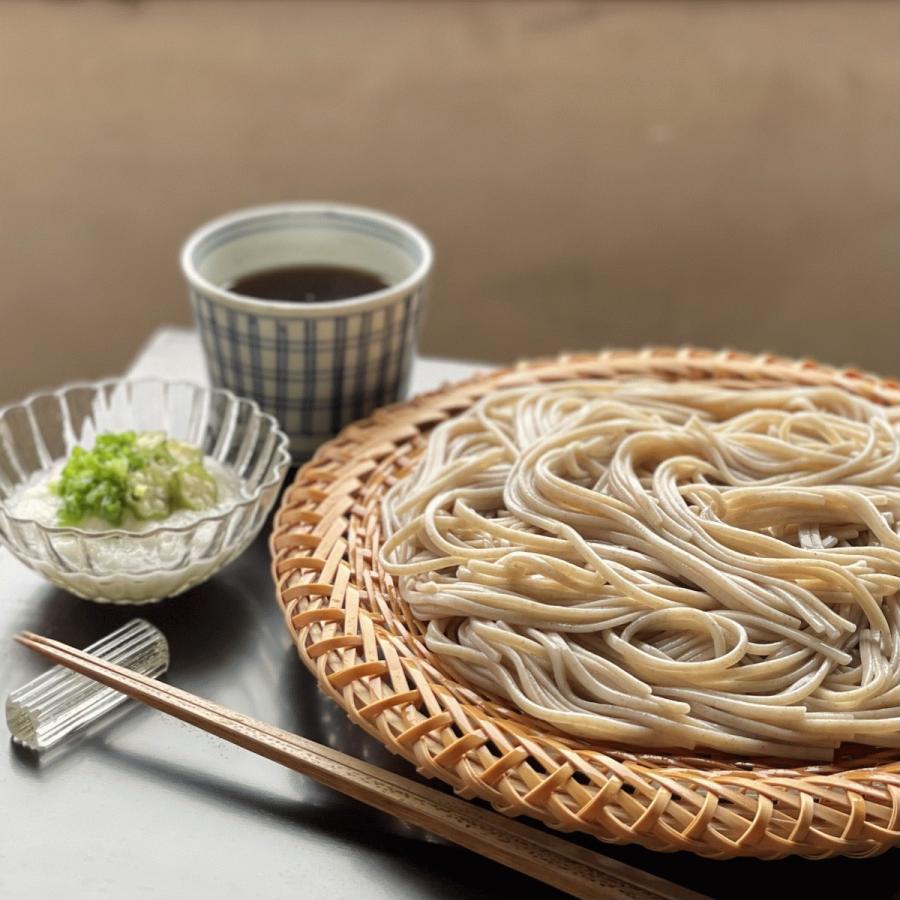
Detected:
left=270, top=348, right=900, bottom=860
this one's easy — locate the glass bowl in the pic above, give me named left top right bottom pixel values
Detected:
left=0, top=379, right=290, bottom=603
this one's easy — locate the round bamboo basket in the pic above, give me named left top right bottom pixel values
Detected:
left=270, top=348, right=900, bottom=859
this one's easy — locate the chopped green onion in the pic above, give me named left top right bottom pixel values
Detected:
left=52, top=431, right=218, bottom=526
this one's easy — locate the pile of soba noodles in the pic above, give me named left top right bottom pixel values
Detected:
left=380, top=380, right=900, bottom=759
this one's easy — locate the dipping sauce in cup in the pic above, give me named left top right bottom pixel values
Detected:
left=181, top=203, right=433, bottom=460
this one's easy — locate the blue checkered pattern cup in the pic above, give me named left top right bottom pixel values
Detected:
left=181, top=203, right=432, bottom=460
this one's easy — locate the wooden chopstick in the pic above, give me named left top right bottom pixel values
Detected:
left=15, top=631, right=706, bottom=900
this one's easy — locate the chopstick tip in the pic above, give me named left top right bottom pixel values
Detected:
left=14, top=630, right=40, bottom=647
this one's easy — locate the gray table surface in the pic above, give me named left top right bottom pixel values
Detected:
left=2, top=330, right=898, bottom=900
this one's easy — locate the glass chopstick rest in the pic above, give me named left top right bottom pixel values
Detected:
left=6, top=618, right=169, bottom=750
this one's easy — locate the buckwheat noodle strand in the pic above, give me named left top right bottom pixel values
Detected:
left=380, top=381, right=900, bottom=760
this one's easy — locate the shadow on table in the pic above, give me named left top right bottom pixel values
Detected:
left=15, top=555, right=262, bottom=671
left=65, top=734, right=567, bottom=900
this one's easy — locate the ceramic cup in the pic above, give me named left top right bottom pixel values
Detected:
left=181, top=202, right=432, bottom=459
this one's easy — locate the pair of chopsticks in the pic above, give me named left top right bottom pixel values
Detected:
left=15, top=631, right=704, bottom=900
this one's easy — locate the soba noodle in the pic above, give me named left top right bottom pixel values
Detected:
left=380, top=381, right=900, bottom=760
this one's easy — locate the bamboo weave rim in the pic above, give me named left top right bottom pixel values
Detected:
left=270, top=348, right=900, bottom=860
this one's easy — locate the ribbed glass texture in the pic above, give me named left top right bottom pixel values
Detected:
left=6, top=618, right=169, bottom=750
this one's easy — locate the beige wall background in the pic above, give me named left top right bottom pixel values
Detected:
left=0, top=1, right=896, bottom=405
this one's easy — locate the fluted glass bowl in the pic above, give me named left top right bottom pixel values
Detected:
left=0, top=379, right=290, bottom=603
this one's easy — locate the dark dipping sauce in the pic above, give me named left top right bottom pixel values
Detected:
left=225, top=264, right=388, bottom=304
